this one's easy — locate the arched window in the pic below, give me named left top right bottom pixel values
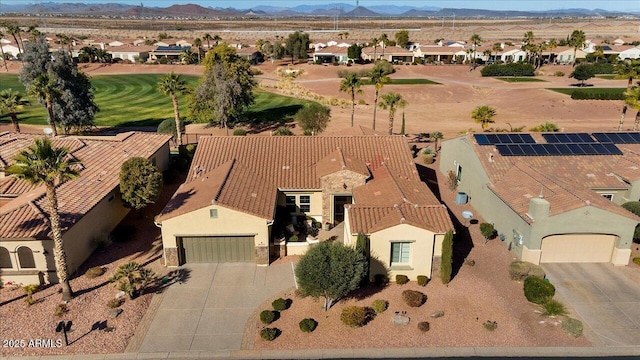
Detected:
left=0, top=247, right=12, bottom=268
left=17, top=247, right=36, bottom=269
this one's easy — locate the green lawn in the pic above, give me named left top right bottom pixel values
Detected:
left=496, top=77, right=546, bottom=83
left=548, top=87, right=626, bottom=96
left=595, top=74, right=618, bottom=80
left=361, top=78, right=439, bottom=85
left=0, top=73, right=315, bottom=128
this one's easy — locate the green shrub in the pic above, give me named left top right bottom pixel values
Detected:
left=441, top=230, right=454, bottom=284
left=554, top=71, right=565, bottom=77
left=417, top=275, right=429, bottom=286
left=524, top=277, right=555, bottom=304
left=571, top=91, right=624, bottom=100
left=417, top=321, right=430, bottom=332
left=260, top=310, right=277, bottom=325
left=481, top=63, right=535, bottom=77
left=85, top=266, right=105, bottom=279
left=273, top=126, right=294, bottom=136
left=622, top=201, right=640, bottom=216
left=289, top=235, right=299, bottom=242
left=299, top=318, right=317, bottom=333
left=260, top=327, right=279, bottom=341
left=562, top=317, right=583, bottom=338
left=272, top=298, right=288, bottom=311
left=55, top=304, right=69, bottom=316
left=107, top=298, right=123, bottom=309
left=402, top=290, right=426, bottom=307
left=233, top=128, right=247, bottom=136
left=395, top=274, right=409, bottom=285
left=541, top=298, right=568, bottom=317
left=483, top=320, right=498, bottom=331
left=340, top=306, right=370, bottom=327
left=371, top=299, right=388, bottom=314
left=157, top=118, right=178, bottom=137
left=374, top=274, right=389, bottom=286
left=633, top=257, right=640, bottom=266
left=303, top=129, right=313, bottom=136
left=23, top=284, right=39, bottom=296
left=480, top=223, right=495, bottom=240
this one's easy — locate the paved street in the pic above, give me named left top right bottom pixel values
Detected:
left=543, top=263, right=640, bottom=346
left=137, top=262, right=295, bottom=353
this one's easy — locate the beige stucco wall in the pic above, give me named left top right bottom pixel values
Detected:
left=540, top=234, right=616, bottom=263
left=160, top=205, right=270, bottom=265
left=593, top=189, right=627, bottom=204
left=0, top=240, right=51, bottom=284
left=277, top=190, right=323, bottom=221
left=151, top=142, right=171, bottom=173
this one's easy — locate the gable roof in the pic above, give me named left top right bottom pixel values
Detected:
left=316, top=148, right=370, bottom=178
left=348, top=204, right=452, bottom=234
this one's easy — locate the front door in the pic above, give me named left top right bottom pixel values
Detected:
left=333, top=196, right=352, bottom=224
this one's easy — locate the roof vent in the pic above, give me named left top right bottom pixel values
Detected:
left=586, top=173, right=596, bottom=178
left=251, top=193, right=257, bottom=198
left=282, top=165, right=290, bottom=170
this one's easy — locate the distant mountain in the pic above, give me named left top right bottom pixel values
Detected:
left=346, top=6, right=380, bottom=17
left=291, top=3, right=355, bottom=13
left=367, top=5, right=439, bottom=15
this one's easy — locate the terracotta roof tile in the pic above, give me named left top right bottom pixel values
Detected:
left=347, top=204, right=453, bottom=234
left=353, top=164, right=440, bottom=207
left=316, top=148, right=370, bottom=178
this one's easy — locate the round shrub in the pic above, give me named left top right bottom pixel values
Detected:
left=395, top=274, right=409, bottom=285
left=157, top=118, right=177, bottom=137
left=417, top=275, right=429, bottom=287
left=233, top=128, right=247, bottom=136
left=260, top=310, right=276, bottom=325
left=371, top=299, right=388, bottom=314
left=524, top=277, right=555, bottom=304
left=107, top=298, right=123, bottom=309
left=299, top=318, right=317, bottom=333
left=541, top=298, right=568, bottom=317
left=272, top=298, right=288, bottom=311
left=402, top=290, right=426, bottom=307
left=417, top=321, right=430, bottom=332
left=340, top=306, right=370, bottom=327
left=85, top=266, right=105, bottom=279
left=622, top=201, right=640, bottom=216
left=260, top=327, right=279, bottom=341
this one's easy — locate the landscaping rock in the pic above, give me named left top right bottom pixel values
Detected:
left=430, top=310, right=445, bottom=318
left=465, top=259, right=476, bottom=266
left=108, top=308, right=123, bottom=319
left=509, top=261, right=545, bottom=281
left=115, top=291, right=126, bottom=299
left=562, top=318, right=583, bottom=338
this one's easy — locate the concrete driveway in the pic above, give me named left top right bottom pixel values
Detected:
left=543, top=263, right=640, bottom=346
left=137, top=263, right=295, bottom=353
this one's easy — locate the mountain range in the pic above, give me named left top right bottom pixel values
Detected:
left=0, top=2, right=637, bottom=18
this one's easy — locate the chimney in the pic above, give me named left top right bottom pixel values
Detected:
left=527, top=197, right=550, bottom=220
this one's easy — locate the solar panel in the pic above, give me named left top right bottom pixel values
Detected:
left=542, top=133, right=594, bottom=143
left=593, top=132, right=640, bottom=144
left=495, top=143, right=622, bottom=156
left=473, top=133, right=535, bottom=145
left=474, top=134, right=490, bottom=145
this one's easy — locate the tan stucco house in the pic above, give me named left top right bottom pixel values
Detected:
left=0, top=132, right=171, bottom=285
left=439, top=132, right=640, bottom=266
left=157, top=132, right=453, bottom=280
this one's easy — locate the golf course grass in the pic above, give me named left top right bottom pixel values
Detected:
left=548, top=87, right=626, bottom=96
left=496, top=77, right=546, bottom=83
left=0, top=73, right=316, bottom=128
left=361, top=78, right=440, bottom=85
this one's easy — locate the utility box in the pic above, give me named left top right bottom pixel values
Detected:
left=455, top=192, right=468, bottom=205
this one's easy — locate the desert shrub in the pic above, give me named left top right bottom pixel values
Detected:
left=562, top=317, right=583, bottom=337
left=107, top=298, right=123, bottom=309
left=481, top=63, right=535, bottom=77
left=233, top=128, right=247, bottom=136
left=299, top=318, right=317, bottom=333
left=157, top=118, right=177, bottom=137
left=402, top=290, right=426, bottom=307
left=417, top=321, right=430, bottom=332
left=340, top=306, right=370, bottom=327
left=373, top=60, right=395, bottom=75
left=91, top=234, right=111, bottom=252
left=273, top=126, right=293, bottom=136
left=303, top=129, right=313, bottom=136
left=260, top=327, right=279, bottom=341
left=260, top=310, right=277, bottom=325
left=85, top=266, right=105, bottom=279
left=374, top=274, right=389, bottom=286
left=541, top=298, right=568, bottom=317
left=554, top=71, right=565, bottom=77
left=483, top=320, right=498, bottom=331
left=55, top=304, right=68, bottom=316
left=357, top=99, right=367, bottom=105
left=395, top=274, right=409, bottom=285
left=109, top=262, right=156, bottom=299
left=633, top=257, right=640, bottom=266
left=417, top=275, right=429, bottom=287
left=371, top=299, right=388, bottom=314
left=524, top=277, right=555, bottom=304
left=441, top=230, right=454, bottom=284
left=272, top=298, right=288, bottom=311
left=479, top=223, right=495, bottom=240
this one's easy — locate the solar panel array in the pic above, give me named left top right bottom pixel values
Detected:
left=592, top=132, right=640, bottom=144
left=542, top=133, right=595, bottom=143
left=473, top=133, right=535, bottom=145
left=496, top=143, right=622, bottom=156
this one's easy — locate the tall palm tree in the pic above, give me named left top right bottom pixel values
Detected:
left=482, top=49, right=492, bottom=64
left=203, top=33, right=212, bottom=50
left=380, top=33, right=388, bottom=58
left=370, top=65, right=389, bottom=130
left=569, top=29, right=586, bottom=66
left=193, top=37, right=202, bottom=64
left=615, top=60, right=640, bottom=130
left=492, top=43, right=502, bottom=64
left=4, top=138, right=82, bottom=301
left=624, top=87, right=640, bottom=131
left=4, top=23, right=22, bottom=58
left=0, top=31, right=9, bottom=71
left=157, top=72, right=189, bottom=146
left=378, top=92, right=406, bottom=135
left=371, top=36, right=379, bottom=60
left=212, top=34, right=222, bottom=46
left=28, top=74, right=59, bottom=137
left=0, top=88, right=30, bottom=132
left=339, top=72, right=362, bottom=127
left=469, top=33, right=482, bottom=69
left=522, top=31, right=536, bottom=64
left=472, top=105, right=497, bottom=131
left=180, top=49, right=197, bottom=64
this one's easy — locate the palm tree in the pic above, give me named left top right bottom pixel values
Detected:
left=522, top=31, right=536, bottom=64
left=492, top=43, right=502, bottom=64
left=0, top=88, right=30, bottom=132
left=193, top=37, right=202, bottom=64
left=615, top=60, right=640, bottom=130
left=4, top=23, right=22, bottom=59
left=593, top=45, right=604, bottom=64
left=157, top=72, right=189, bottom=146
left=212, top=34, right=222, bottom=46
left=203, top=33, right=212, bottom=50
left=472, top=105, right=497, bottom=131
left=380, top=33, right=388, bottom=58
left=4, top=138, right=82, bottom=301
left=371, top=37, right=379, bottom=60
left=431, top=131, right=444, bottom=152
left=482, top=49, right=492, bottom=64
left=28, top=74, right=59, bottom=137
left=180, top=49, right=197, bottom=64
left=379, top=92, right=406, bottom=135
left=0, top=31, right=9, bottom=72
left=339, top=72, right=363, bottom=127
left=370, top=65, right=389, bottom=130
left=469, top=33, right=482, bottom=69
left=624, top=87, right=640, bottom=131
left=569, top=29, right=586, bottom=66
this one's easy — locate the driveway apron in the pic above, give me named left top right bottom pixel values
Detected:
left=543, top=263, right=640, bottom=346
left=138, top=262, right=295, bottom=352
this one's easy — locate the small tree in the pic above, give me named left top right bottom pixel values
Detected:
left=119, top=157, right=163, bottom=211
left=379, top=92, right=407, bottom=135
left=479, top=223, right=495, bottom=245
left=431, top=131, right=444, bottom=152
left=109, top=262, right=156, bottom=299
left=570, top=64, right=595, bottom=86
left=0, top=88, right=29, bottom=133
left=395, top=30, right=410, bottom=48
left=347, top=44, right=362, bottom=61
left=471, top=105, right=497, bottom=131
left=440, top=230, right=453, bottom=284
left=294, top=103, right=331, bottom=135
left=295, top=241, right=367, bottom=311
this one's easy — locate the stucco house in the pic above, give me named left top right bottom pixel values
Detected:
left=439, top=132, right=640, bottom=266
left=109, top=45, right=154, bottom=62
left=619, top=46, right=640, bottom=60
left=0, top=132, right=171, bottom=285
left=157, top=134, right=453, bottom=280
left=313, top=45, right=349, bottom=64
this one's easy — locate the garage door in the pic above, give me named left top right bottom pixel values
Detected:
left=181, top=236, right=255, bottom=263
left=540, top=234, right=615, bottom=263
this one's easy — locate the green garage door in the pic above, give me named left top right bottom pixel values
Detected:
left=181, top=236, right=255, bottom=263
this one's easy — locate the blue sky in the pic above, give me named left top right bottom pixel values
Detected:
left=4, top=0, right=640, bottom=11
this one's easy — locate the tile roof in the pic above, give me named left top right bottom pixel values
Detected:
left=348, top=204, right=453, bottom=234
left=316, top=148, right=370, bottom=178
left=321, top=125, right=385, bottom=136
left=0, top=132, right=171, bottom=239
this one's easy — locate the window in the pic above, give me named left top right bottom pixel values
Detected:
left=299, top=195, right=311, bottom=213
left=0, top=247, right=12, bottom=269
left=456, top=164, right=463, bottom=182
left=17, top=246, right=36, bottom=269
left=391, top=242, right=411, bottom=265
left=285, top=196, right=296, bottom=212
left=601, top=194, right=614, bottom=201
left=209, top=209, right=218, bottom=218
